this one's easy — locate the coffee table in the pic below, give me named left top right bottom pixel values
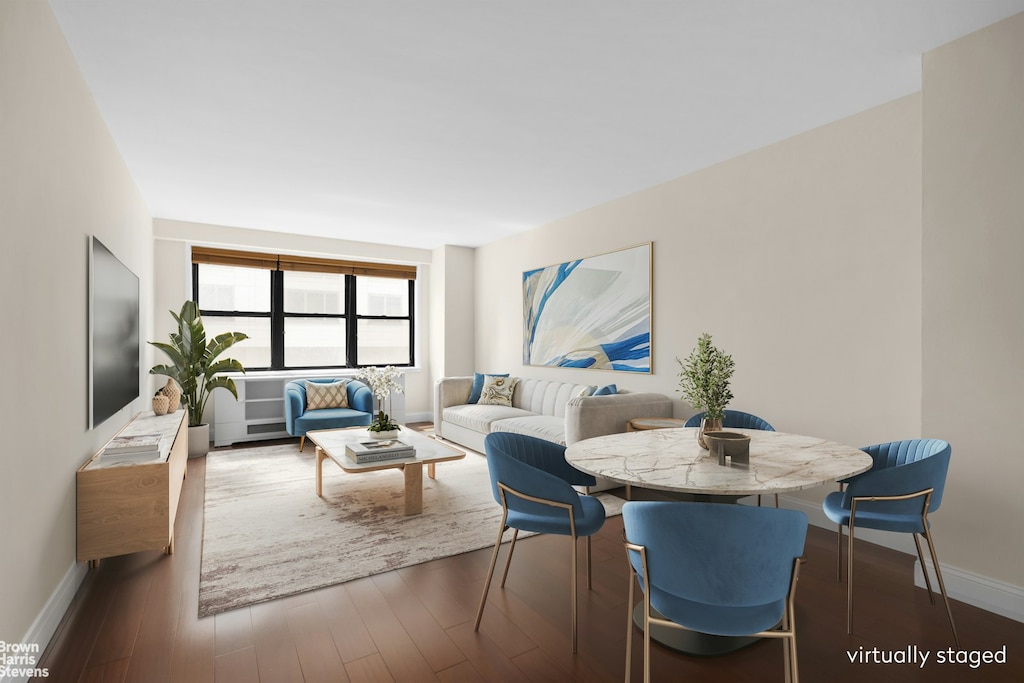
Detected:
left=307, top=426, right=465, bottom=515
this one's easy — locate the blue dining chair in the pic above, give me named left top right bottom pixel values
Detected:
left=684, top=409, right=776, bottom=432
left=623, top=501, right=807, bottom=683
left=474, top=432, right=606, bottom=652
left=685, top=410, right=778, bottom=506
left=822, top=438, right=958, bottom=646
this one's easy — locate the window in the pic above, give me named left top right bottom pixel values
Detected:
left=192, top=247, right=415, bottom=370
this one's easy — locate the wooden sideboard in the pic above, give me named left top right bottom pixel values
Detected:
left=77, top=410, right=189, bottom=564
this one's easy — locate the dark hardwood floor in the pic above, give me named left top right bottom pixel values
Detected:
left=37, top=435, right=1024, bottom=682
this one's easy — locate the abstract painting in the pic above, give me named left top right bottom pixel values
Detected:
left=523, top=242, right=651, bottom=372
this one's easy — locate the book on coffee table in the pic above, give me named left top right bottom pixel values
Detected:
left=345, top=440, right=415, bottom=464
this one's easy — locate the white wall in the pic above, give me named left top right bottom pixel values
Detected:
left=922, top=12, right=1024, bottom=589
left=152, top=219, right=436, bottom=416
left=429, top=245, right=476, bottom=381
left=0, top=0, right=152, bottom=647
left=475, top=93, right=923, bottom=457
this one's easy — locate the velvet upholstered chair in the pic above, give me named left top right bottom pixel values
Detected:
left=284, top=378, right=374, bottom=451
left=823, top=438, right=959, bottom=646
left=475, top=432, right=606, bottom=652
left=685, top=410, right=777, bottom=506
left=622, top=501, right=808, bottom=683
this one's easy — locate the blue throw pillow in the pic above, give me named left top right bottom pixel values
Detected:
left=593, top=384, right=618, bottom=396
left=468, top=372, right=509, bottom=404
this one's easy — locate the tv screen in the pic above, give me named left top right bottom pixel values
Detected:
left=89, top=236, right=140, bottom=428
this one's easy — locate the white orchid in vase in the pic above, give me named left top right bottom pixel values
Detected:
left=357, top=365, right=405, bottom=433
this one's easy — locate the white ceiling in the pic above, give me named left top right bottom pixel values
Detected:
left=49, top=1, right=1024, bottom=250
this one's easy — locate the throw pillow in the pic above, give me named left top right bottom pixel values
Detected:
left=478, top=375, right=520, bottom=407
left=468, top=372, right=509, bottom=404
left=306, top=380, right=349, bottom=410
left=593, top=384, right=618, bottom=396
left=577, top=385, right=597, bottom=397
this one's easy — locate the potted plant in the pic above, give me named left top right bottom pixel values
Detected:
left=676, top=332, right=735, bottom=449
left=149, top=301, right=248, bottom=457
left=357, top=365, right=404, bottom=439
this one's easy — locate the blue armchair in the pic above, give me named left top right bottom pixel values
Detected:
left=822, top=438, right=958, bottom=645
left=284, top=378, right=374, bottom=451
left=623, top=501, right=807, bottom=682
left=474, top=432, right=605, bottom=652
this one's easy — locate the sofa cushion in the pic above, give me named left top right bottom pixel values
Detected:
left=478, top=376, right=520, bottom=406
left=593, top=383, right=618, bottom=395
left=490, top=415, right=568, bottom=445
left=443, top=404, right=535, bottom=434
left=468, top=372, right=509, bottom=404
left=514, top=378, right=602, bottom=417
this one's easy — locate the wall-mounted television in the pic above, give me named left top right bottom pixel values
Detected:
left=89, top=236, right=140, bottom=429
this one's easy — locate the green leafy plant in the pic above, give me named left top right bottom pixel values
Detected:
left=676, top=333, right=735, bottom=420
left=149, top=301, right=248, bottom=427
left=358, top=365, right=404, bottom=432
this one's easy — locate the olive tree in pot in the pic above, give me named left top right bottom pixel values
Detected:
left=676, top=332, right=735, bottom=449
left=149, top=301, right=248, bottom=458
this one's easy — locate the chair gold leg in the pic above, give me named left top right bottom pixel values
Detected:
left=586, top=535, right=592, bottom=590
left=836, top=523, right=843, bottom=581
left=912, top=532, right=936, bottom=605
left=922, top=527, right=960, bottom=647
left=643, top=592, right=652, bottom=683
left=847, top=522, right=856, bottom=634
left=624, top=574, right=635, bottom=683
left=499, top=528, right=519, bottom=588
left=570, top=534, right=578, bottom=653
left=299, top=435, right=305, bottom=452
left=474, top=522, right=507, bottom=631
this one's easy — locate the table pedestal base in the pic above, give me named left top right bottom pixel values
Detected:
left=633, top=604, right=760, bottom=656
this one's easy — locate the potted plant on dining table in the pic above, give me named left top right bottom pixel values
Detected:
left=676, top=332, right=735, bottom=449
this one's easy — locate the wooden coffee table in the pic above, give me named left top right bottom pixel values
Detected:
left=307, top=426, right=465, bottom=515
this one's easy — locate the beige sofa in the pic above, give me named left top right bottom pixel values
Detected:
left=433, top=376, right=673, bottom=455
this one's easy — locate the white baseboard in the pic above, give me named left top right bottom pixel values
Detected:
left=6, top=561, right=88, bottom=682
left=780, top=494, right=1024, bottom=624
left=405, top=411, right=433, bottom=424
left=916, top=558, right=1024, bottom=624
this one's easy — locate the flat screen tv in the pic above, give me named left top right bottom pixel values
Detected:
left=89, top=236, right=140, bottom=429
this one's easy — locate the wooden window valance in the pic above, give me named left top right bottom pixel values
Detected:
left=191, top=246, right=417, bottom=280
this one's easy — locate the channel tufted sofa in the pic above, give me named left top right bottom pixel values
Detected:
left=434, top=376, right=673, bottom=456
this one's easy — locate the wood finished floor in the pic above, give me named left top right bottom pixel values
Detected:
left=38, top=438, right=1024, bottom=682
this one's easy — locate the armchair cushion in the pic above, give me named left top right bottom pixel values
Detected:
left=305, top=379, right=349, bottom=410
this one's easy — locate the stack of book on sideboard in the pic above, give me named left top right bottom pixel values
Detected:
left=100, top=433, right=163, bottom=464
left=346, top=438, right=415, bottom=464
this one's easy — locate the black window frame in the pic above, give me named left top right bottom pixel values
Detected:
left=192, top=262, right=415, bottom=371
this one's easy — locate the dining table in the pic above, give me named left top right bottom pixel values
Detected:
left=565, top=426, right=872, bottom=655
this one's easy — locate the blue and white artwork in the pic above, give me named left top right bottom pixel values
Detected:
left=523, top=243, right=651, bottom=372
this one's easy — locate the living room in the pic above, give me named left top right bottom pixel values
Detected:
left=2, top=2, right=1023, bottom=681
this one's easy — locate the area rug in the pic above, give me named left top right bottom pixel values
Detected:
left=199, top=441, right=623, bottom=616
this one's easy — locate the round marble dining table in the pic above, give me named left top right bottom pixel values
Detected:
left=566, top=426, right=872, bottom=656
left=565, top=427, right=872, bottom=499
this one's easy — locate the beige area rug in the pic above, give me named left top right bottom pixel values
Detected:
left=199, top=440, right=623, bottom=616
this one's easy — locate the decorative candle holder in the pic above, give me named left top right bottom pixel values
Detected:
left=704, top=431, right=751, bottom=466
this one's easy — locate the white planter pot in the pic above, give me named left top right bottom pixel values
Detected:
left=368, top=429, right=399, bottom=440
left=188, top=424, right=210, bottom=458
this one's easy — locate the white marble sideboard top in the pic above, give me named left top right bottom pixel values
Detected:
left=565, top=428, right=872, bottom=496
